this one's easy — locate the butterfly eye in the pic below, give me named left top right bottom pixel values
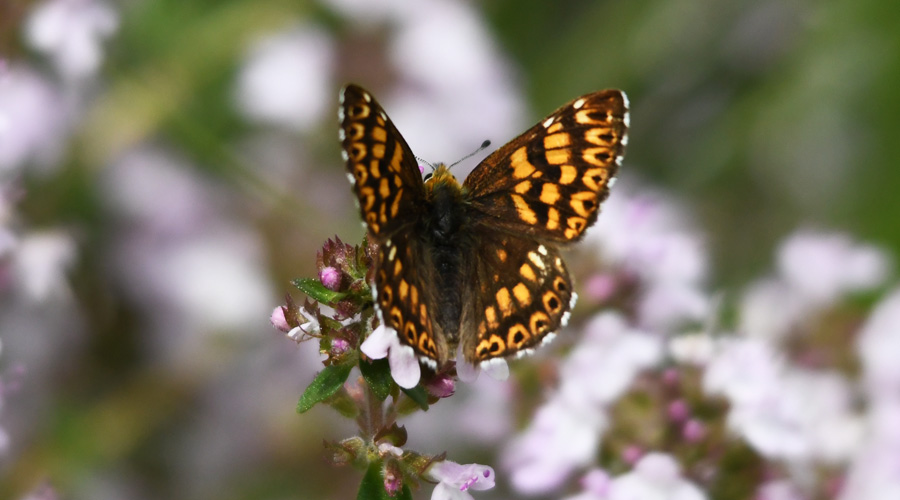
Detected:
left=423, top=172, right=433, bottom=181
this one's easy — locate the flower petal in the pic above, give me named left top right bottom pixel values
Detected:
left=360, top=324, right=394, bottom=359
left=388, top=342, right=421, bottom=388
left=456, top=346, right=480, bottom=382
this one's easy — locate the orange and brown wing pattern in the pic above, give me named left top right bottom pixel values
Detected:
left=459, top=232, right=575, bottom=364
left=373, top=232, right=451, bottom=364
left=463, top=90, right=629, bottom=243
left=340, top=84, right=425, bottom=240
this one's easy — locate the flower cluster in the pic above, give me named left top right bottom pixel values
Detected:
left=499, top=182, right=899, bottom=500
left=274, top=236, right=493, bottom=499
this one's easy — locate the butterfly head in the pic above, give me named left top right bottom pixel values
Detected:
left=423, top=164, right=461, bottom=192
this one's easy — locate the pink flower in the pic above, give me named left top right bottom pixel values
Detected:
left=360, top=325, right=420, bottom=388
left=425, top=460, right=495, bottom=500
left=270, top=306, right=290, bottom=333
left=318, top=266, right=342, bottom=291
left=682, top=419, right=706, bottom=442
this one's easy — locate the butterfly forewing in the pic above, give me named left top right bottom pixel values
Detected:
left=340, top=84, right=425, bottom=239
left=464, top=90, right=629, bottom=243
left=460, top=231, right=574, bottom=363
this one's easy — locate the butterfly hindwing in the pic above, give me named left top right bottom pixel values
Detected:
left=340, top=84, right=425, bottom=239
left=459, top=230, right=575, bottom=364
left=373, top=232, right=453, bottom=364
left=464, top=90, right=629, bottom=243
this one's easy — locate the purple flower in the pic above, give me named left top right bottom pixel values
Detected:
left=681, top=419, right=706, bottom=442
left=424, top=372, right=455, bottom=398
left=622, top=445, right=643, bottom=465
left=425, top=460, right=495, bottom=500
left=360, top=325, right=420, bottom=388
left=667, top=400, right=690, bottom=422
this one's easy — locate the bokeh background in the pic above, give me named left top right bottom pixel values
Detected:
left=1, top=0, right=899, bottom=499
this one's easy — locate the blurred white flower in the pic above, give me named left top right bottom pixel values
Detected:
left=606, top=453, right=706, bottom=500
left=0, top=65, right=68, bottom=173
left=505, top=312, right=662, bottom=494
left=25, top=0, right=118, bottom=81
left=104, top=147, right=274, bottom=356
left=159, top=237, right=274, bottom=332
left=504, top=394, right=607, bottom=495
left=561, top=469, right=612, bottom=500
left=325, top=0, right=524, bottom=163
left=705, top=339, right=863, bottom=463
left=704, top=338, right=784, bottom=408
left=777, top=230, right=890, bottom=306
left=755, top=480, right=806, bottom=500
left=739, top=278, right=806, bottom=340
left=11, top=231, right=76, bottom=302
left=584, top=183, right=710, bottom=330
left=360, top=324, right=420, bottom=389
left=234, top=25, right=335, bottom=132
left=560, top=312, right=664, bottom=406
left=857, top=288, right=900, bottom=394
left=321, top=0, right=409, bottom=24
left=668, top=332, right=716, bottom=365
left=840, top=399, right=900, bottom=500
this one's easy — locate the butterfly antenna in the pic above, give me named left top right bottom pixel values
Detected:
left=415, top=155, right=437, bottom=172
left=448, top=140, right=492, bottom=169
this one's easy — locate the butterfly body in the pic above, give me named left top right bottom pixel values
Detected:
left=339, top=84, right=629, bottom=369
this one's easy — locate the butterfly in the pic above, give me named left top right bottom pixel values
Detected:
left=339, top=84, right=629, bottom=370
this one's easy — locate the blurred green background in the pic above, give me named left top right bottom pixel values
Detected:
left=1, top=0, right=899, bottom=499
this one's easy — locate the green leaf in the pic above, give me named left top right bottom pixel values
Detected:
left=357, top=462, right=388, bottom=500
left=297, top=363, right=354, bottom=413
left=356, top=461, right=413, bottom=500
left=293, top=277, right=345, bottom=304
left=400, top=385, right=429, bottom=411
left=359, top=358, right=393, bottom=401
